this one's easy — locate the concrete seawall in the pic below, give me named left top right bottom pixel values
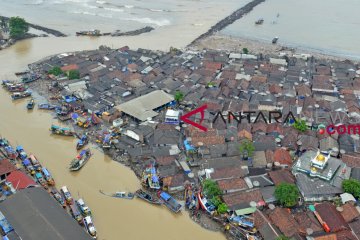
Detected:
left=188, top=0, right=266, bottom=47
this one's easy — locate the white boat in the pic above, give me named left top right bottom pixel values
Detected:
left=83, top=216, right=97, bottom=239
left=76, top=198, right=92, bottom=216
left=60, top=186, right=73, bottom=205
left=197, top=192, right=216, bottom=214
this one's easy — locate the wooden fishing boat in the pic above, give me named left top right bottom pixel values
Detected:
left=29, top=154, right=42, bottom=172
left=135, top=189, right=161, bottom=205
left=50, top=124, right=75, bottom=136
left=141, top=164, right=160, bottom=190
left=69, top=149, right=92, bottom=171
left=158, top=191, right=182, bottom=213
left=197, top=192, right=216, bottom=214
left=61, top=186, right=73, bottom=205
left=83, top=216, right=97, bottom=239
left=22, top=158, right=35, bottom=175
left=22, top=74, right=40, bottom=83
left=76, top=134, right=89, bottom=150
left=2, top=80, right=14, bottom=86
left=0, top=138, right=9, bottom=147
left=50, top=188, right=66, bottom=208
left=11, top=90, right=32, bottom=100
left=27, top=98, right=35, bottom=110
left=272, top=37, right=279, bottom=44
left=69, top=204, right=83, bottom=225
left=6, top=83, right=26, bottom=92
left=38, top=103, right=57, bottom=110
left=16, top=146, right=27, bottom=160
left=75, top=198, right=92, bottom=216
left=42, top=167, right=55, bottom=186
left=15, top=70, right=30, bottom=76
left=99, top=190, right=135, bottom=199
left=35, top=172, right=48, bottom=189
left=4, top=146, right=18, bottom=160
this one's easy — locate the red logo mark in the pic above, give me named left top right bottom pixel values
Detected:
left=180, top=105, right=208, bottom=132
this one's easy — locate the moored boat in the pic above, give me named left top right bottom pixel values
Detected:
left=158, top=191, right=182, bottom=213
left=141, top=164, right=160, bottom=190
left=83, top=216, right=97, bottom=239
left=197, top=192, right=216, bottom=214
left=135, top=189, right=161, bottom=205
left=4, top=146, right=18, bottom=160
left=42, top=167, right=55, bottom=186
left=272, top=36, right=279, bottom=44
left=27, top=98, right=35, bottom=110
left=22, top=73, right=40, bottom=83
left=16, top=146, right=27, bottom=160
left=35, top=172, right=48, bottom=189
left=69, top=149, right=92, bottom=171
left=75, top=198, right=92, bottom=216
left=50, top=188, right=66, bottom=208
left=11, top=90, right=32, bottom=100
left=61, top=186, right=73, bottom=205
left=29, top=154, right=42, bottom=171
left=38, top=103, right=57, bottom=110
left=22, top=158, right=35, bottom=175
left=6, top=83, right=26, bottom=92
left=69, top=204, right=83, bottom=224
left=76, top=134, right=89, bottom=150
left=50, top=124, right=75, bottom=136
left=99, top=190, right=135, bottom=199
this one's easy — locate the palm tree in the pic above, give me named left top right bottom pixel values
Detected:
left=174, top=91, right=184, bottom=104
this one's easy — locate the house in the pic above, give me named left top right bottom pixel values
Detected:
left=293, top=211, right=323, bottom=235
left=209, top=166, right=247, bottom=181
left=217, top=178, right=248, bottom=194
left=162, top=173, right=185, bottom=193
left=153, top=124, right=180, bottom=146
left=0, top=158, right=16, bottom=183
left=269, top=207, right=300, bottom=237
left=252, top=151, right=267, bottom=167
left=273, top=148, right=292, bottom=166
left=123, top=125, right=153, bottom=143
left=268, top=170, right=295, bottom=185
left=6, top=170, right=36, bottom=190
left=315, top=202, right=348, bottom=233
left=222, top=189, right=263, bottom=211
left=341, top=154, right=360, bottom=168
left=156, top=156, right=176, bottom=166
left=340, top=202, right=360, bottom=223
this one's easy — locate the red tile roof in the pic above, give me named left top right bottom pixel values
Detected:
left=341, top=154, right=360, bottom=168
left=273, top=148, right=292, bottom=165
left=269, top=208, right=300, bottom=237
left=336, top=230, right=357, bottom=240
left=6, top=170, right=36, bottom=190
left=217, top=178, right=248, bottom=192
left=203, top=61, right=222, bottom=71
left=268, top=170, right=295, bottom=185
left=340, top=203, right=360, bottom=223
left=0, top=159, right=16, bottom=176
left=61, top=64, right=79, bottom=72
left=316, top=202, right=348, bottom=233
left=211, top=166, right=247, bottom=181
left=222, top=189, right=263, bottom=208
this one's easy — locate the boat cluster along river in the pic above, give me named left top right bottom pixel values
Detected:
left=0, top=38, right=226, bottom=239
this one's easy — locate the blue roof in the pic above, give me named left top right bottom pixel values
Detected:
left=151, top=167, right=156, bottom=174
left=22, top=159, right=31, bottom=166
left=160, top=192, right=171, bottom=201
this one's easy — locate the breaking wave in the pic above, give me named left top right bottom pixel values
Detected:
left=124, top=17, right=171, bottom=26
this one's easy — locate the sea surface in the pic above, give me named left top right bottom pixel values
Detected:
left=222, top=0, right=360, bottom=60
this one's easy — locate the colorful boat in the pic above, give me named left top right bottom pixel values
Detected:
left=75, top=198, right=92, bottom=216
left=141, top=164, right=160, bottom=190
left=29, top=154, right=42, bottom=171
left=83, top=216, right=97, bottom=239
left=76, top=134, right=89, bottom=150
left=35, top=172, right=48, bottom=189
left=6, top=83, right=26, bottom=92
left=158, top=191, right=182, bottom=213
left=61, top=186, right=73, bottom=205
left=22, top=158, right=35, bottom=175
left=11, top=90, right=32, bottom=100
left=50, top=188, right=66, bottom=208
left=42, top=167, right=55, bottom=186
left=26, top=98, right=35, bottom=110
left=16, top=146, right=27, bottom=160
left=230, top=215, right=255, bottom=229
left=38, top=103, right=57, bottom=110
left=99, top=190, right=135, bottom=199
left=135, top=189, right=161, bottom=205
left=197, top=192, right=216, bottom=214
left=22, top=73, right=40, bottom=83
left=69, top=149, right=92, bottom=171
left=0, top=138, right=9, bottom=147
left=69, top=204, right=83, bottom=225
left=50, top=124, right=75, bottom=136
left=4, top=146, right=18, bottom=160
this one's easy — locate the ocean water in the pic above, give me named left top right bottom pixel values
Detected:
left=0, top=0, right=247, bottom=34
left=222, top=0, right=360, bottom=59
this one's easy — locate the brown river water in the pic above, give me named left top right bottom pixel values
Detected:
left=0, top=38, right=225, bottom=240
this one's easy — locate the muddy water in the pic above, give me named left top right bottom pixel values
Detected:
left=0, top=39, right=225, bottom=240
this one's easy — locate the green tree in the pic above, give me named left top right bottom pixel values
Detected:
left=9, top=17, right=29, bottom=39
left=48, top=66, right=63, bottom=76
left=342, top=179, right=360, bottom=199
left=174, top=91, right=184, bottom=103
left=276, top=235, right=290, bottom=240
left=239, top=139, right=255, bottom=158
left=242, top=48, right=249, bottom=54
left=210, top=196, right=222, bottom=207
left=217, top=203, right=228, bottom=214
left=68, top=70, right=80, bottom=80
left=293, top=119, right=308, bottom=132
left=275, top=183, right=299, bottom=207
left=203, top=179, right=221, bottom=199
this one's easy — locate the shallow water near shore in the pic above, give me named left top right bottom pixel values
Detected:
left=0, top=40, right=226, bottom=239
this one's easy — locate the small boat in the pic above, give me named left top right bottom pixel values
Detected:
left=0, top=138, right=9, bottom=147
left=255, top=18, right=264, bottom=25
left=22, top=158, right=35, bottom=175
left=141, top=164, right=160, bottom=190
left=61, top=186, right=73, bottom=205
left=69, top=149, right=92, bottom=171
left=42, top=167, right=55, bottom=186
left=75, top=198, right=92, bottom=216
left=135, top=189, right=162, bottom=205
left=16, top=146, right=27, bottom=160
left=35, top=172, right=48, bottom=189
left=29, top=154, right=42, bottom=171
left=50, top=124, right=75, bottom=136
left=15, top=71, right=30, bottom=76
left=83, top=216, right=97, bottom=239
left=11, top=90, right=32, bottom=100
left=272, top=37, right=279, bottom=44
left=76, top=134, right=89, bottom=150
left=158, top=191, right=182, bottom=213
left=6, top=83, right=26, bottom=92
left=197, top=192, right=216, bottom=214
left=50, top=188, right=66, bottom=208
left=76, top=29, right=101, bottom=36
left=99, top=190, right=135, bottom=199
left=2, top=80, right=14, bottom=86
left=4, top=146, right=18, bottom=160
left=27, top=98, right=35, bottom=110
left=38, top=103, right=57, bottom=110
left=230, top=215, right=255, bottom=229
left=22, top=74, right=40, bottom=83
left=69, top=204, right=83, bottom=225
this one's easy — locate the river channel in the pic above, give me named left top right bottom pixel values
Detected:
left=0, top=37, right=225, bottom=240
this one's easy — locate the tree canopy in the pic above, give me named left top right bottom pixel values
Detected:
left=48, top=66, right=63, bottom=76
left=217, top=203, right=228, bottom=214
left=342, top=179, right=360, bottom=199
left=9, top=17, right=29, bottom=39
left=275, top=183, right=299, bottom=207
left=276, top=235, right=290, bottom=240
left=293, top=119, right=308, bottom=132
left=68, top=70, right=80, bottom=80
left=239, top=139, right=255, bottom=158
left=203, top=179, right=221, bottom=199
left=242, top=48, right=249, bottom=54
left=174, top=91, right=184, bottom=103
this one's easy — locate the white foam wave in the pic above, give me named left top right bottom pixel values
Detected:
left=124, top=17, right=171, bottom=27
left=96, top=0, right=106, bottom=4
left=104, top=7, right=124, bottom=12
left=124, top=5, right=134, bottom=9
